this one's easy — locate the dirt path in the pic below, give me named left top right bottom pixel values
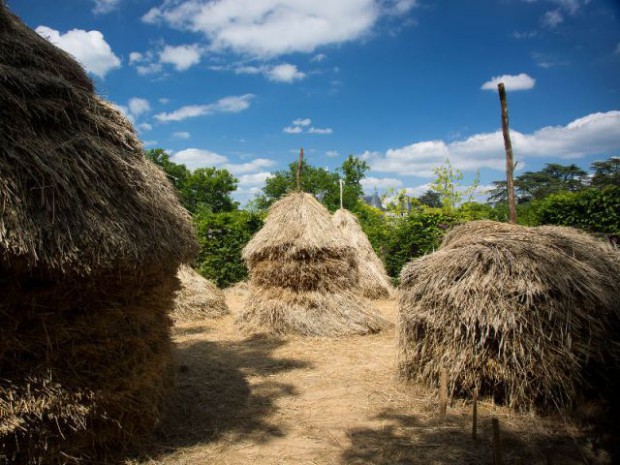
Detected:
left=131, top=292, right=610, bottom=465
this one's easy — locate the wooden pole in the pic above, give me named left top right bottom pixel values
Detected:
left=339, top=179, right=344, bottom=209
left=472, top=388, right=478, bottom=441
left=492, top=418, right=504, bottom=465
left=498, top=83, right=517, bottom=224
left=439, top=367, right=447, bottom=419
left=296, top=147, right=304, bottom=191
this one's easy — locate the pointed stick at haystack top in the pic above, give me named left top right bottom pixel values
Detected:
left=332, top=208, right=394, bottom=299
left=239, top=166, right=390, bottom=335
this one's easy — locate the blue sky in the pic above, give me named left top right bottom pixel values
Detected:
left=10, top=0, right=620, bottom=204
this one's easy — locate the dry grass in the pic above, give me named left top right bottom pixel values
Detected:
left=332, top=209, right=394, bottom=299
left=124, top=294, right=615, bottom=465
left=399, top=222, right=620, bottom=411
left=240, top=193, right=389, bottom=336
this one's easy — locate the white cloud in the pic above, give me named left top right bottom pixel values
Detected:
left=92, top=0, right=121, bottom=15
left=159, top=44, right=202, bottom=71
left=362, top=111, right=620, bottom=177
left=143, top=140, right=159, bottom=147
left=238, top=171, right=273, bottom=186
left=159, top=98, right=171, bottom=104
left=172, top=148, right=228, bottom=170
left=233, top=62, right=305, bottom=83
left=311, top=53, right=327, bottom=62
left=35, top=26, right=120, bottom=78
left=308, top=127, right=333, bottom=134
left=137, top=122, right=153, bottom=132
left=326, top=150, right=340, bottom=157
left=542, top=9, right=564, bottom=27
left=481, top=73, right=536, bottom=91
left=283, top=126, right=303, bottom=134
left=293, top=118, right=312, bottom=126
left=172, top=131, right=191, bottom=139
left=141, top=0, right=414, bottom=58
left=129, top=52, right=143, bottom=63
left=266, top=63, right=305, bottom=83
left=225, top=159, right=276, bottom=175
left=155, top=94, right=254, bottom=122
left=128, top=97, right=150, bottom=117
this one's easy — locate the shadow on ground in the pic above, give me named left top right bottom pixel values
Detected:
left=341, top=408, right=610, bottom=465
left=148, top=333, right=311, bottom=457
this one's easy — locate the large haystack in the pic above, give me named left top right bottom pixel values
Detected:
left=441, top=219, right=520, bottom=248
left=240, top=193, right=389, bottom=336
left=398, top=222, right=620, bottom=411
left=332, top=208, right=393, bottom=299
left=173, top=265, right=229, bottom=321
left=0, top=4, right=196, bottom=463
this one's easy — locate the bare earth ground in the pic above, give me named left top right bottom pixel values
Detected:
left=130, top=290, right=614, bottom=465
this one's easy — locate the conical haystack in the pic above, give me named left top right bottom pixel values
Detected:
left=240, top=193, right=389, bottom=336
left=332, top=208, right=393, bottom=299
left=399, top=221, right=620, bottom=411
left=173, top=265, right=229, bottom=321
left=1, top=4, right=197, bottom=463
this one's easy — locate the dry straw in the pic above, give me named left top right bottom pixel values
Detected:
left=173, top=264, right=229, bottom=321
left=240, top=192, right=389, bottom=336
left=0, top=4, right=196, bottom=463
left=399, top=220, right=620, bottom=411
left=332, top=208, right=393, bottom=299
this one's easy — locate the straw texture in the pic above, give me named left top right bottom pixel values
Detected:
left=332, top=208, right=393, bottom=299
left=240, top=193, right=389, bottom=336
left=173, top=265, right=229, bottom=321
left=399, top=221, right=620, bottom=411
left=0, top=4, right=197, bottom=463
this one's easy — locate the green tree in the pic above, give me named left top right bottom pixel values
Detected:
left=145, top=148, right=189, bottom=191
left=193, top=209, right=264, bottom=287
left=430, top=159, right=479, bottom=211
left=591, top=156, right=620, bottom=187
left=417, top=189, right=442, bottom=208
left=181, top=167, right=238, bottom=213
left=338, top=155, right=369, bottom=209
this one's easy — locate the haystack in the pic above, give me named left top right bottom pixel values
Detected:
left=173, top=265, right=229, bottom=321
left=441, top=219, right=520, bottom=248
left=0, top=4, right=197, bottom=463
left=332, top=208, right=393, bottom=299
left=239, top=193, right=389, bottom=336
left=398, top=222, right=620, bottom=411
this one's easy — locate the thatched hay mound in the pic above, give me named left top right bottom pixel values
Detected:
left=0, top=4, right=196, bottom=463
left=240, top=193, right=389, bottom=336
left=174, top=265, right=229, bottom=321
left=332, top=209, right=393, bottom=299
left=398, top=223, right=620, bottom=411
left=441, top=219, right=520, bottom=248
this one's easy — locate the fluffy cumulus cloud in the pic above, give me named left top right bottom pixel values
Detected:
left=172, top=148, right=228, bottom=169
left=481, top=73, right=535, bottom=91
left=361, top=176, right=404, bottom=191
left=159, top=44, right=202, bottom=71
left=363, top=111, right=620, bottom=177
left=128, top=97, right=151, bottom=117
left=155, top=94, right=254, bottom=122
left=142, top=0, right=416, bottom=58
left=92, top=0, right=121, bottom=14
left=35, top=26, right=121, bottom=78
left=172, top=131, right=191, bottom=139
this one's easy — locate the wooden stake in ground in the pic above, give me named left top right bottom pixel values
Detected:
left=439, top=367, right=447, bottom=419
left=296, top=147, right=304, bottom=191
left=492, top=418, right=504, bottom=465
left=472, top=388, right=478, bottom=441
left=339, top=179, right=344, bottom=210
left=498, top=83, right=517, bottom=224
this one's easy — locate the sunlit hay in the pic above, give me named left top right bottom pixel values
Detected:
left=398, top=225, right=620, bottom=412
left=0, top=4, right=196, bottom=463
left=440, top=220, right=521, bottom=248
left=240, top=193, right=390, bottom=336
left=173, top=265, right=229, bottom=322
left=332, top=208, right=394, bottom=299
